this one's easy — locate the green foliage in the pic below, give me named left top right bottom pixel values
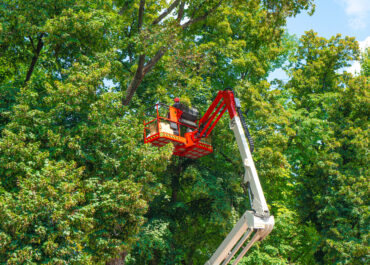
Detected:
left=0, top=1, right=368, bottom=264
left=361, top=48, right=370, bottom=77
left=0, top=46, right=171, bottom=263
left=285, top=31, right=369, bottom=264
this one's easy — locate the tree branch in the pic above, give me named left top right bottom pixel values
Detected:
left=122, top=55, right=145, bottom=105
left=122, top=0, right=223, bottom=105
left=24, top=33, right=44, bottom=85
left=219, top=150, right=243, bottom=175
left=122, top=47, right=167, bottom=106
left=138, top=0, right=145, bottom=32
left=219, top=150, right=250, bottom=198
left=28, top=36, right=35, bottom=51
left=177, top=1, right=185, bottom=22
left=122, top=0, right=146, bottom=105
left=152, top=0, right=181, bottom=25
left=181, top=0, right=223, bottom=29
left=143, top=47, right=167, bottom=74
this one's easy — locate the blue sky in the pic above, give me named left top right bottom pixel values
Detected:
left=270, top=0, right=370, bottom=80
left=287, top=0, right=370, bottom=40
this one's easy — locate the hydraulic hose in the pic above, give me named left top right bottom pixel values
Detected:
left=230, top=88, right=255, bottom=153
left=237, top=107, right=254, bottom=153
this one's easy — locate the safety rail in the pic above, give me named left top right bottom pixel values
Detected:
left=143, top=103, right=198, bottom=142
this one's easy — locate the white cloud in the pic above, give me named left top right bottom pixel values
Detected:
left=338, top=0, right=370, bottom=29
left=358, top=36, right=370, bottom=52
left=344, top=0, right=369, bottom=14
left=347, top=61, right=361, bottom=74
left=347, top=36, right=370, bottom=74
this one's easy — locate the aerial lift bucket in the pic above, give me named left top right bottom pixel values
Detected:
left=144, top=103, right=213, bottom=158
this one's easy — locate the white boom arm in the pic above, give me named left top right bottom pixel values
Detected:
left=205, top=113, right=274, bottom=265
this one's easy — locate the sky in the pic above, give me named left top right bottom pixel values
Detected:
left=269, top=0, right=370, bottom=80
left=287, top=0, right=370, bottom=40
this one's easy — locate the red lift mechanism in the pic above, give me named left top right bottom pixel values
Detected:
left=144, top=90, right=274, bottom=265
left=144, top=90, right=238, bottom=159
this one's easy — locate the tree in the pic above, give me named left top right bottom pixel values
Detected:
left=0, top=1, right=173, bottom=262
left=3, top=1, right=367, bottom=264
left=285, top=31, right=369, bottom=264
left=0, top=52, right=174, bottom=263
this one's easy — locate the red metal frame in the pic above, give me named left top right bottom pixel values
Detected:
left=144, top=90, right=237, bottom=159
left=143, top=103, right=195, bottom=147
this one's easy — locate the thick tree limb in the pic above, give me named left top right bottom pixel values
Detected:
left=122, top=0, right=145, bottom=105
left=181, top=0, right=223, bottom=29
left=122, top=47, right=166, bottom=106
left=28, top=36, right=35, bottom=51
left=143, top=47, right=167, bottom=74
left=123, top=55, right=145, bottom=105
left=177, top=1, right=185, bottom=22
left=152, top=0, right=181, bottom=25
left=122, top=0, right=224, bottom=105
left=24, top=33, right=44, bottom=85
left=138, top=0, right=145, bottom=32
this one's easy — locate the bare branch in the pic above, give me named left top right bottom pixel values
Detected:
left=24, top=33, right=44, bottom=85
left=122, top=55, right=145, bottom=105
left=152, top=0, right=181, bottom=25
left=177, top=1, right=185, bottom=22
left=122, top=0, right=224, bottom=105
left=181, top=0, right=223, bottom=29
left=122, top=47, right=167, bottom=106
left=122, top=0, right=146, bottom=105
left=28, top=36, right=36, bottom=51
left=138, top=0, right=145, bottom=32
left=143, top=47, right=167, bottom=74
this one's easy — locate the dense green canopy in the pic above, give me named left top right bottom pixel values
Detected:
left=0, top=0, right=368, bottom=264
